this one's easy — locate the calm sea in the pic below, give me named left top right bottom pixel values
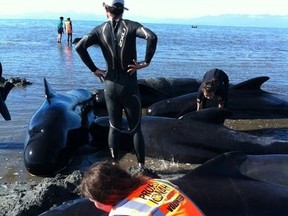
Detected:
left=0, top=19, right=287, bottom=181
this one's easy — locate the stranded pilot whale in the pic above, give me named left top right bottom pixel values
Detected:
left=147, top=76, right=288, bottom=119
left=92, top=77, right=201, bottom=111
left=90, top=108, right=288, bottom=164
left=23, top=77, right=201, bottom=176
left=24, top=78, right=96, bottom=176
left=40, top=152, right=288, bottom=216
left=0, top=62, right=15, bottom=121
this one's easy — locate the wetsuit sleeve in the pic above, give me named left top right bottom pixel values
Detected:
left=218, top=96, right=224, bottom=104
left=136, top=26, right=157, bottom=64
left=217, top=90, right=227, bottom=105
left=197, top=86, right=204, bottom=104
left=75, top=32, right=100, bottom=72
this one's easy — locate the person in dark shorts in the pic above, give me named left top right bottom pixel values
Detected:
left=75, top=0, right=157, bottom=168
left=197, top=68, right=229, bottom=111
left=57, top=16, right=64, bottom=43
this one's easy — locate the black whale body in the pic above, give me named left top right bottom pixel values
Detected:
left=93, top=77, right=201, bottom=111
left=24, top=78, right=96, bottom=176
left=24, top=77, right=200, bottom=176
left=24, top=77, right=288, bottom=176
left=40, top=152, right=288, bottom=216
left=90, top=108, right=288, bottom=164
left=147, top=76, right=288, bottom=119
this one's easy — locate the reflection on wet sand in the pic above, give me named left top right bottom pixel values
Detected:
left=0, top=150, right=42, bottom=184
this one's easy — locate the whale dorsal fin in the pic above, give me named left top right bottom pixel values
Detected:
left=179, top=108, right=232, bottom=124
left=44, top=78, right=56, bottom=103
left=231, top=76, right=269, bottom=91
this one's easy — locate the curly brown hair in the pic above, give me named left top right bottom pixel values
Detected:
left=79, top=161, right=150, bottom=206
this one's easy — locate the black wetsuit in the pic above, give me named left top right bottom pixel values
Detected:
left=197, top=68, right=229, bottom=108
left=75, top=18, right=157, bottom=164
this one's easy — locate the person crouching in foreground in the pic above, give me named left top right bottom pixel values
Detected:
left=197, top=68, right=229, bottom=111
left=79, top=161, right=205, bottom=216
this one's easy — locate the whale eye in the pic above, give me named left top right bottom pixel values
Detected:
left=29, top=150, right=33, bottom=156
left=41, top=129, right=45, bottom=133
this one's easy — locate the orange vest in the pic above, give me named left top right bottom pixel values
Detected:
left=65, top=21, right=72, bottom=34
left=109, top=179, right=205, bottom=216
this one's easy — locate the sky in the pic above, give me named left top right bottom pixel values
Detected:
left=0, top=0, right=287, bottom=20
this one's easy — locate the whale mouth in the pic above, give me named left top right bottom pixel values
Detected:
left=24, top=154, right=70, bottom=177
left=25, top=161, right=59, bottom=177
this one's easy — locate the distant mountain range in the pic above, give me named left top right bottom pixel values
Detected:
left=1, top=13, right=287, bottom=28
left=163, top=14, right=288, bottom=28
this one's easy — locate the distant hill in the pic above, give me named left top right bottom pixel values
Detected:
left=1, top=13, right=287, bottom=28
left=139, top=14, right=287, bottom=28
left=168, top=14, right=288, bottom=28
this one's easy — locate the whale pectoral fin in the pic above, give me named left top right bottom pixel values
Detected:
left=179, top=108, right=232, bottom=124
left=67, top=127, right=90, bottom=147
left=0, top=95, right=11, bottom=121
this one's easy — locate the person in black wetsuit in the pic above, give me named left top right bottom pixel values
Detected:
left=75, top=0, right=157, bottom=168
left=197, top=68, right=229, bottom=111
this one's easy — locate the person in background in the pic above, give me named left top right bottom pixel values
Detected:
left=197, top=68, right=229, bottom=111
left=57, top=16, right=64, bottom=43
left=75, top=0, right=157, bottom=169
left=79, top=161, right=204, bottom=216
left=64, top=17, right=73, bottom=44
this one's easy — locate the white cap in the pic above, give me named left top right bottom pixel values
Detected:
left=103, top=0, right=128, bottom=10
